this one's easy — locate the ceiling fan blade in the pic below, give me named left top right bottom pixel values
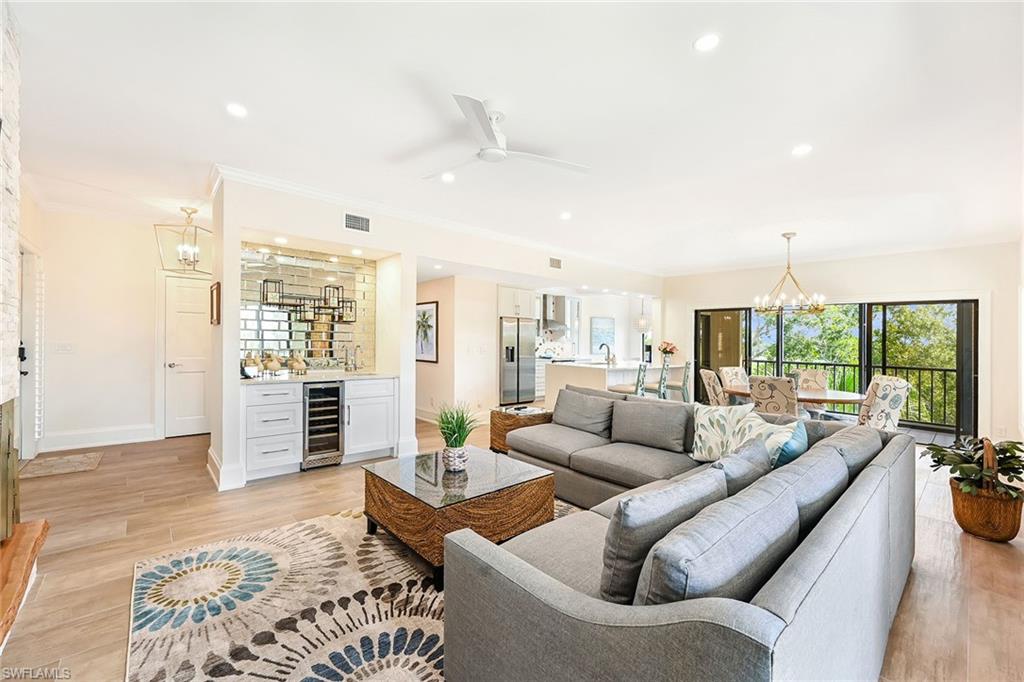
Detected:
left=507, top=150, right=590, bottom=173
left=421, top=155, right=481, bottom=180
left=453, top=94, right=499, bottom=148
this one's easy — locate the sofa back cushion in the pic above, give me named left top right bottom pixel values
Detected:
left=600, top=467, right=727, bottom=604
left=611, top=400, right=690, bottom=453
left=764, top=446, right=849, bottom=534
left=552, top=389, right=615, bottom=438
left=825, top=426, right=884, bottom=478
left=567, top=384, right=628, bottom=401
left=711, top=438, right=772, bottom=496
left=626, top=396, right=696, bottom=451
left=730, top=412, right=800, bottom=464
left=759, top=414, right=850, bottom=447
left=633, top=477, right=799, bottom=604
left=692, top=403, right=756, bottom=462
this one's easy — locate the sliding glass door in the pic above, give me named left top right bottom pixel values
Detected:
left=695, top=299, right=978, bottom=437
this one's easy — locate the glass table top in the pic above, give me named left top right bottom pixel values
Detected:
left=362, top=446, right=552, bottom=509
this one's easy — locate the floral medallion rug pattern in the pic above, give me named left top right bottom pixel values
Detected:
left=128, top=503, right=578, bottom=681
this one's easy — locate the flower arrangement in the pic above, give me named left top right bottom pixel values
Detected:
left=657, top=341, right=678, bottom=356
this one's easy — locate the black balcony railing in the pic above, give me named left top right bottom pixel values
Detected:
left=749, top=359, right=956, bottom=429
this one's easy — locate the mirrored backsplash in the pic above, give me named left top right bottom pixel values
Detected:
left=240, top=242, right=376, bottom=370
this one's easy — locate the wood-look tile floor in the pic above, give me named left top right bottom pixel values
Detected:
left=3, top=421, right=1022, bottom=681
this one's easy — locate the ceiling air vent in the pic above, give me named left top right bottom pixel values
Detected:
left=549, top=257, right=562, bottom=270
left=345, top=213, right=370, bottom=232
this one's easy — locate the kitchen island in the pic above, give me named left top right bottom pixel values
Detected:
left=543, top=361, right=687, bottom=408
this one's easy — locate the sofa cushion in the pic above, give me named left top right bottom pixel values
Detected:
left=552, top=389, right=615, bottom=438
left=571, top=442, right=700, bottom=488
left=764, top=446, right=850, bottom=533
left=730, top=412, right=799, bottom=464
left=503, top=510, right=609, bottom=598
left=634, top=476, right=799, bottom=605
left=611, top=400, right=689, bottom=453
left=600, top=467, right=727, bottom=604
left=824, top=426, right=884, bottom=477
left=712, top=438, right=772, bottom=496
left=626, top=396, right=696, bottom=451
left=567, top=384, right=627, bottom=401
left=506, top=422, right=609, bottom=468
left=775, top=420, right=810, bottom=467
left=760, top=414, right=850, bottom=447
left=692, top=403, right=756, bottom=462
left=590, top=463, right=713, bottom=518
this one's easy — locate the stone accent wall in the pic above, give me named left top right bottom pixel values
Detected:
left=240, top=242, right=376, bottom=370
left=0, top=2, right=19, bottom=405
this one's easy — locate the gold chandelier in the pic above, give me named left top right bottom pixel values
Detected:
left=753, top=232, right=825, bottom=314
left=154, top=207, right=213, bottom=275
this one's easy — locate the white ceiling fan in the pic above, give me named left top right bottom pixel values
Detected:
left=422, top=94, right=590, bottom=180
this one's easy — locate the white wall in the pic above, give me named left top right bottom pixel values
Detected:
left=415, top=277, right=455, bottom=420
left=35, top=207, right=161, bottom=450
left=579, top=294, right=631, bottom=360
left=662, top=241, right=1020, bottom=439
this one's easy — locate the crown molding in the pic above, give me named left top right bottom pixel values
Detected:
left=207, top=164, right=660, bottom=280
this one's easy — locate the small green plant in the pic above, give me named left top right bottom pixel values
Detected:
left=436, top=403, right=479, bottom=449
left=922, top=438, right=1024, bottom=499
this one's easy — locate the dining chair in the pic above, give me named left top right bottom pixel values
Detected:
left=610, top=363, right=647, bottom=397
left=718, top=366, right=751, bottom=405
left=749, top=375, right=808, bottom=418
left=644, top=358, right=672, bottom=399
left=858, top=375, right=911, bottom=431
left=699, top=368, right=728, bottom=406
left=797, top=368, right=829, bottom=419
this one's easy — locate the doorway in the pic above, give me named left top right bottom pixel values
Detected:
left=163, top=275, right=210, bottom=437
left=694, top=308, right=750, bottom=402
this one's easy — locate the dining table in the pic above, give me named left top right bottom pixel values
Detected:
left=723, top=385, right=867, bottom=406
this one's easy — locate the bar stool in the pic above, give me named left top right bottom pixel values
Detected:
left=609, top=363, right=647, bottom=396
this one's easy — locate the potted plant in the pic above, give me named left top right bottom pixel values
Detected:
left=436, top=403, right=479, bottom=472
left=657, top=341, right=678, bottom=365
left=922, top=437, right=1024, bottom=542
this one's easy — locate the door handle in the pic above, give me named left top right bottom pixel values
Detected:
left=262, top=417, right=290, bottom=423
left=167, top=362, right=178, bottom=368
left=346, top=405, right=351, bottom=426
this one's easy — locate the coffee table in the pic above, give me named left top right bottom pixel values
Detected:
left=362, top=446, right=554, bottom=589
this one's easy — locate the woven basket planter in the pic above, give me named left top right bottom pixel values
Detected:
left=948, top=439, right=1023, bottom=542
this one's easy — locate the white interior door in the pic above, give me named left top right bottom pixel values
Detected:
left=165, top=276, right=210, bottom=437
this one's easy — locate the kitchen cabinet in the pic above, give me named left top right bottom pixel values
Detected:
left=344, top=378, right=398, bottom=457
left=243, top=384, right=304, bottom=481
left=498, top=286, right=536, bottom=318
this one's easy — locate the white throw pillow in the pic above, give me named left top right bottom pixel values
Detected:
left=692, top=403, right=756, bottom=462
left=729, top=413, right=799, bottom=463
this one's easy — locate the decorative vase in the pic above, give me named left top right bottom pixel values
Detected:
left=440, top=470, right=469, bottom=505
left=442, top=445, right=469, bottom=472
left=948, top=439, right=1023, bottom=542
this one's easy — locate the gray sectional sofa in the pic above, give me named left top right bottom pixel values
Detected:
left=444, top=385, right=916, bottom=681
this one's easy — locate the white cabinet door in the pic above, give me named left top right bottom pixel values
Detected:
left=345, top=396, right=395, bottom=455
left=497, top=286, right=517, bottom=318
left=515, top=289, right=536, bottom=318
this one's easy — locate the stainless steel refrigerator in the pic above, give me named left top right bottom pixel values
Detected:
left=500, top=317, right=537, bottom=405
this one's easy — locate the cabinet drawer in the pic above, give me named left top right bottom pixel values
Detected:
left=246, top=402, right=303, bottom=438
left=246, top=383, right=303, bottom=406
left=246, top=432, right=303, bottom=471
left=345, top=379, right=395, bottom=399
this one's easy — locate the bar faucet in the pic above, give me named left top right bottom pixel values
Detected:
left=599, top=343, right=611, bottom=367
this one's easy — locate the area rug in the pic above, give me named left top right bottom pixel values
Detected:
left=19, top=451, right=102, bottom=478
left=128, top=502, right=579, bottom=681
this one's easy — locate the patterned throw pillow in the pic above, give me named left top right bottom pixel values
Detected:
left=692, top=403, right=756, bottom=462
left=729, top=412, right=800, bottom=464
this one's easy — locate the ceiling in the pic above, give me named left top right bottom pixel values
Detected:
left=15, top=2, right=1023, bottom=275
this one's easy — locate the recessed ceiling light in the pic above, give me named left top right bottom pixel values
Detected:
left=257, top=247, right=270, bottom=254
left=791, top=143, right=813, bottom=157
left=351, top=248, right=363, bottom=256
left=602, top=288, right=610, bottom=293
left=693, top=34, right=720, bottom=52
left=559, top=211, right=572, bottom=221
left=621, top=291, right=628, bottom=296
left=433, top=264, right=443, bottom=270
left=326, top=276, right=336, bottom=282
left=274, top=236, right=288, bottom=245
left=581, top=284, right=589, bottom=290
left=328, top=256, right=338, bottom=262
left=441, top=172, right=455, bottom=184
left=225, top=102, right=248, bottom=118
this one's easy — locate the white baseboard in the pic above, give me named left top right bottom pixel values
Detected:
left=415, top=408, right=438, bottom=423
left=206, top=447, right=221, bottom=488
left=397, top=437, right=420, bottom=457
left=39, top=423, right=159, bottom=453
